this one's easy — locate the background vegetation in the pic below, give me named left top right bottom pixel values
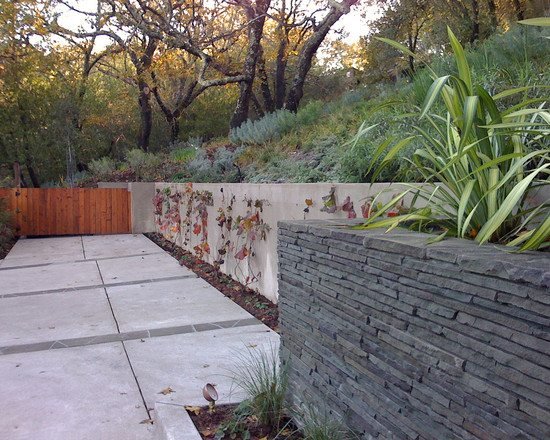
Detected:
left=0, top=0, right=548, bottom=187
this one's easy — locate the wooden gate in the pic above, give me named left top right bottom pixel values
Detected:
left=0, top=188, right=132, bottom=236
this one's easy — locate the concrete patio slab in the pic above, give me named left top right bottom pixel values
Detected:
left=97, top=253, right=195, bottom=284
left=83, top=234, right=165, bottom=259
left=1, top=236, right=84, bottom=267
left=153, top=403, right=201, bottom=440
left=0, top=342, right=152, bottom=440
left=0, top=260, right=102, bottom=296
left=108, top=278, right=253, bottom=333
left=0, top=288, right=117, bottom=347
left=0, top=233, right=280, bottom=439
left=124, top=324, right=279, bottom=408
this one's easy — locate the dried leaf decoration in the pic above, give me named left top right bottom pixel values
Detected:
left=320, top=187, right=337, bottom=213
left=361, top=200, right=372, bottom=218
left=235, top=246, right=249, bottom=260
left=341, top=196, right=357, bottom=219
left=152, top=190, right=165, bottom=216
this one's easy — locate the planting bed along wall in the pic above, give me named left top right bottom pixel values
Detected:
left=278, top=219, right=550, bottom=439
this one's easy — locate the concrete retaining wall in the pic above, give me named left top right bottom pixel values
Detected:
left=278, top=219, right=550, bottom=439
left=98, top=181, right=549, bottom=304
left=98, top=182, right=156, bottom=234
left=150, top=183, right=416, bottom=303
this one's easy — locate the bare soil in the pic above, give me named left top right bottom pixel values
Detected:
left=188, top=404, right=302, bottom=440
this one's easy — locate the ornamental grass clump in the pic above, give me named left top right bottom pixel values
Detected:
left=295, top=403, right=354, bottom=440
left=355, top=27, right=549, bottom=251
left=230, top=345, right=288, bottom=432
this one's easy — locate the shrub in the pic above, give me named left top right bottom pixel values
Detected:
left=359, top=28, right=550, bottom=251
left=0, top=199, right=15, bottom=258
left=230, top=110, right=297, bottom=145
left=170, top=147, right=196, bottom=164
left=125, top=149, right=162, bottom=180
left=186, top=147, right=244, bottom=182
left=89, top=157, right=116, bottom=180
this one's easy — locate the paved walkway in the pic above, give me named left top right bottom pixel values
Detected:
left=0, top=234, right=278, bottom=440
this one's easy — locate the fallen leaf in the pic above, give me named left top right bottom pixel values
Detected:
left=139, top=419, right=154, bottom=425
left=184, top=405, right=202, bottom=416
left=158, top=387, right=175, bottom=395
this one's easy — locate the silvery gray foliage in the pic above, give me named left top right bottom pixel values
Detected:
left=186, top=147, right=245, bottom=182
left=230, top=110, right=297, bottom=145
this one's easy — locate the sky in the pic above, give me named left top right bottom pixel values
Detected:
left=338, top=4, right=381, bottom=43
left=57, top=1, right=381, bottom=45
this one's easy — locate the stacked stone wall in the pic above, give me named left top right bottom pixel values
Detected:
left=278, top=220, right=550, bottom=439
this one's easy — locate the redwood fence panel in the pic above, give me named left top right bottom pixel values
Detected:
left=0, top=188, right=131, bottom=236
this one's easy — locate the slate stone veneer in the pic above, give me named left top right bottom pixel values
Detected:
left=277, top=220, right=550, bottom=440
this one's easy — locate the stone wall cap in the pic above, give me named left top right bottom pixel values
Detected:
left=278, top=219, right=550, bottom=288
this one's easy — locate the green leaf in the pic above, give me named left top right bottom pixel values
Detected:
left=426, top=230, right=448, bottom=244
left=459, top=96, right=479, bottom=149
left=519, top=214, right=550, bottom=251
left=421, top=76, right=450, bottom=118
left=518, top=17, right=550, bottom=27
left=371, top=136, right=416, bottom=182
left=457, top=180, right=475, bottom=235
left=375, top=37, right=437, bottom=77
left=476, top=166, right=550, bottom=244
left=493, top=86, right=532, bottom=100
left=447, top=27, right=472, bottom=94
left=375, top=37, right=416, bottom=58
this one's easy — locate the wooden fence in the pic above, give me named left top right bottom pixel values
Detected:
left=0, top=188, right=131, bottom=236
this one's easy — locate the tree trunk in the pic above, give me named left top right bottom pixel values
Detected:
left=470, top=0, right=480, bottom=44
left=487, top=0, right=498, bottom=30
left=274, top=36, right=288, bottom=109
left=230, top=0, right=271, bottom=129
left=285, top=0, right=358, bottom=112
left=137, top=79, right=153, bottom=151
left=513, top=0, right=525, bottom=21
left=407, top=34, right=415, bottom=74
left=257, top=50, right=275, bottom=113
left=251, top=92, right=265, bottom=118
left=26, top=162, right=40, bottom=188
left=170, top=116, right=180, bottom=143
left=135, top=39, right=158, bottom=151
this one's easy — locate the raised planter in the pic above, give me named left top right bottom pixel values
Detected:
left=278, top=219, right=550, bottom=439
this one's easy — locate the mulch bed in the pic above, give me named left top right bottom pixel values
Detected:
left=0, top=232, right=16, bottom=260
left=146, top=233, right=279, bottom=331
left=0, top=238, right=16, bottom=260
left=187, top=404, right=302, bottom=440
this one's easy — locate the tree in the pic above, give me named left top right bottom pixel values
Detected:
left=252, top=0, right=360, bottom=115
left=86, top=0, right=251, bottom=137
left=284, top=0, right=359, bottom=112
left=53, top=0, right=161, bottom=151
left=0, top=0, right=55, bottom=187
left=230, top=0, right=272, bottom=128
